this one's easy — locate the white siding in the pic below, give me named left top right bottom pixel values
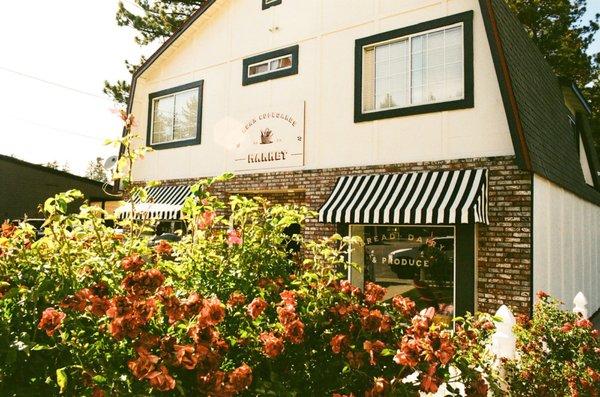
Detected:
left=533, top=175, right=600, bottom=315
left=129, top=0, right=514, bottom=182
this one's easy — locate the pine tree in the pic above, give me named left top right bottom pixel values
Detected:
left=103, top=1, right=205, bottom=105
left=505, top=1, right=600, bottom=149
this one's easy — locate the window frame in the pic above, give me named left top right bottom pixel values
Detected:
left=242, top=45, right=299, bottom=86
left=346, top=223, right=475, bottom=316
left=146, top=80, right=204, bottom=150
left=354, top=11, right=474, bottom=123
left=262, top=0, right=282, bottom=10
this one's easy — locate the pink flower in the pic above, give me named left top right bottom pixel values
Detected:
left=197, top=211, right=216, bottom=230
left=38, top=308, right=66, bottom=336
left=227, top=228, right=243, bottom=246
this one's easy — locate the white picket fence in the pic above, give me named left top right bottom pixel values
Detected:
left=491, top=291, right=590, bottom=360
left=418, top=291, right=592, bottom=397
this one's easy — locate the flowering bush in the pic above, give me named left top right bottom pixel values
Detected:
left=503, top=292, right=600, bottom=396
left=0, top=178, right=499, bottom=396
left=0, top=115, right=596, bottom=396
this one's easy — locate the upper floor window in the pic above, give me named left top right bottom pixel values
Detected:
left=243, top=45, right=299, bottom=86
left=355, top=11, right=473, bottom=122
left=147, top=81, right=203, bottom=150
left=262, top=0, right=282, bottom=10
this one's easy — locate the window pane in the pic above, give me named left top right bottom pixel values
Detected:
left=428, top=30, right=444, bottom=49
left=152, top=96, right=174, bottom=144
left=173, top=90, right=198, bottom=141
left=249, top=62, right=269, bottom=76
left=375, top=44, right=389, bottom=63
left=445, top=44, right=462, bottom=63
left=410, top=25, right=464, bottom=105
left=279, top=56, right=293, bottom=69
left=389, top=40, right=407, bottom=60
left=357, top=226, right=455, bottom=320
left=445, top=26, right=462, bottom=46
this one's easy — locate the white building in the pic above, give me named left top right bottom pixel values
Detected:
left=118, top=0, right=600, bottom=318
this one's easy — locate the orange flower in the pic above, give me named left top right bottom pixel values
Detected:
left=420, top=365, right=441, bottom=393
left=201, top=297, right=225, bottom=326
left=339, top=280, right=360, bottom=296
left=277, top=304, right=297, bottom=325
left=88, top=296, right=110, bottom=317
left=392, top=295, right=416, bottom=317
left=330, top=334, right=349, bottom=354
left=361, top=309, right=384, bottom=332
left=146, top=365, right=176, bottom=391
left=38, top=308, right=66, bottom=336
left=536, top=290, right=550, bottom=300
left=393, top=349, right=419, bottom=368
left=228, top=363, right=253, bottom=392
left=575, top=318, right=593, bottom=328
left=61, top=289, right=91, bottom=312
left=1, top=221, right=16, bottom=238
left=247, top=297, right=268, bottom=319
left=227, top=292, right=246, bottom=306
left=154, top=240, right=172, bottom=256
left=122, top=269, right=165, bottom=296
left=127, top=347, right=160, bottom=380
left=364, top=282, right=386, bottom=305
left=363, top=340, right=385, bottom=366
left=197, top=211, right=216, bottom=230
left=174, top=344, right=198, bottom=370
left=260, top=332, right=284, bottom=358
left=434, top=334, right=455, bottom=365
left=284, top=319, right=304, bottom=344
left=365, top=377, right=389, bottom=397
left=121, top=254, right=145, bottom=272
left=279, top=290, right=297, bottom=306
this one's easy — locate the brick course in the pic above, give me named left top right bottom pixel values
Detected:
left=160, top=155, right=533, bottom=314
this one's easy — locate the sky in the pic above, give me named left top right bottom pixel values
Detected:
left=0, top=1, right=599, bottom=177
left=0, top=1, right=155, bottom=176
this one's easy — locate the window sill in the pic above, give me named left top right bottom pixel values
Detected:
left=354, top=97, right=474, bottom=123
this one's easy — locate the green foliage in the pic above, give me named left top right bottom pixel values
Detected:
left=503, top=293, right=600, bottom=396
left=104, top=1, right=204, bottom=105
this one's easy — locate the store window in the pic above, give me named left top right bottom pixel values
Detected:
left=350, top=225, right=467, bottom=321
left=262, top=0, right=282, bottom=10
left=147, top=81, right=203, bottom=149
left=355, top=11, right=473, bottom=122
left=242, top=45, right=299, bottom=86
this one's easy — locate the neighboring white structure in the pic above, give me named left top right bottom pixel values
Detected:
left=119, top=0, right=600, bottom=317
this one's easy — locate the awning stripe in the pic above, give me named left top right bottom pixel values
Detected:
left=318, top=169, right=489, bottom=225
left=115, top=185, right=193, bottom=220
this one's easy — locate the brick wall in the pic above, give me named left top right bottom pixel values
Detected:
left=160, top=155, right=533, bottom=314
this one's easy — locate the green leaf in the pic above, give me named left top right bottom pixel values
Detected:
left=56, top=368, right=68, bottom=393
left=31, top=344, right=54, bottom=351
left=92, top=375, right=107, bottom=384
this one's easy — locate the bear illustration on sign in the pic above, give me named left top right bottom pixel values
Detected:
left=260, top=128, right=274, bottom=144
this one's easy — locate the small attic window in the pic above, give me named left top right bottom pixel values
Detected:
left=243, top=45, right=299, bottom=86
left=262, top=0, right=282, bottom=10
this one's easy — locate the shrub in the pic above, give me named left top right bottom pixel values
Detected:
left=0, top=181, right=496, bottom=396
left=503, top=292, right=600, bottom=397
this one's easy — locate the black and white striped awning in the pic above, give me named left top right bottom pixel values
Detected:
left=318, top=169, right=488, bottom=225
left=115, top=185, right=193, bottom=220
